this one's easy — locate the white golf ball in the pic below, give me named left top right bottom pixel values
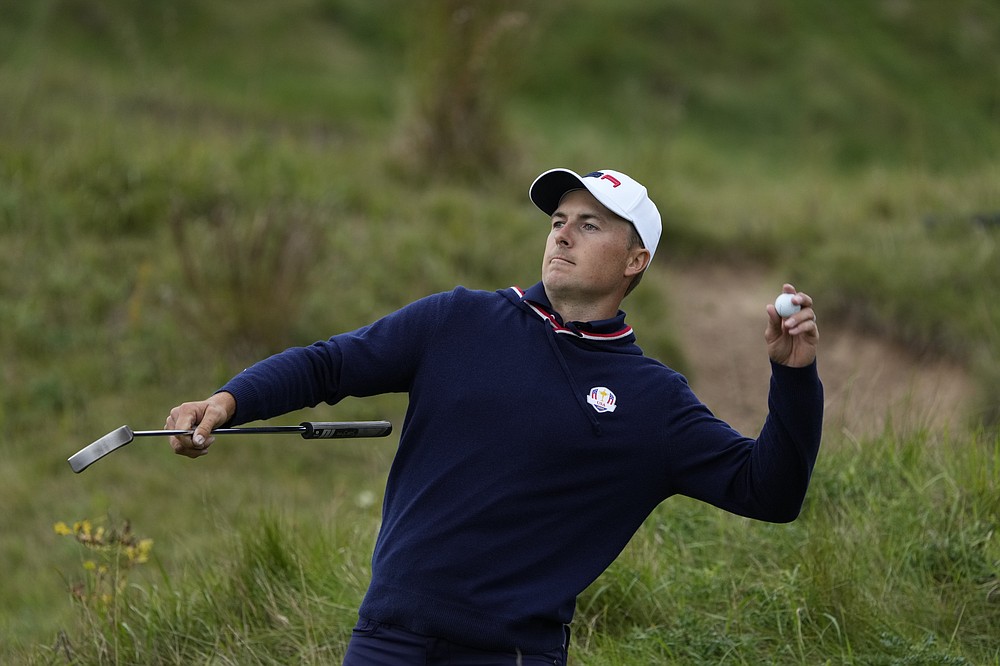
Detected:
left=774, top=293, right=801, bottom=318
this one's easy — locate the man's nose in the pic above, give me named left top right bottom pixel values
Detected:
left=553, top=224, right=572, bottom=245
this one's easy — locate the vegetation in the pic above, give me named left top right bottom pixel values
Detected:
left=1, top=0, right=997, bottom=662
left=29, top=430, right=1000, bottom=665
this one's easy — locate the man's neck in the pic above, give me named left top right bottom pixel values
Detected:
left=544, top=288, right=623, bottom=324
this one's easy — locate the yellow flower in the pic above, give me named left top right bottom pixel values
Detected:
left=72, top=520, right=93, bottom=538
left=83, top=560, right=96, bottom=571
left=54, top=522, right=72, bottom=536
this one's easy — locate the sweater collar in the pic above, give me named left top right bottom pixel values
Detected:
left=510, top=283, right=635, bottom=342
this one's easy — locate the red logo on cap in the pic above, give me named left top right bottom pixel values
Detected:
left=584, top=171, right=621, bottom=188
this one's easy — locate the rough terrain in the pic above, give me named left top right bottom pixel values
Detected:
left=662, top=263, right=974, bottom=439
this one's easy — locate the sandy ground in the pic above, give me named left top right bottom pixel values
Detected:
left=660, top=263, right=974, bottom=440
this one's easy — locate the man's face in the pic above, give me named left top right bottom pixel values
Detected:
left=541, top=189, right=646, bottom=307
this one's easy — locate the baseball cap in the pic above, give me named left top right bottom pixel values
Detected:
left=529, top=168, right=662, bottom=261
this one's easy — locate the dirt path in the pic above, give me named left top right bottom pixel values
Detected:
left=661, top=263, right=974, bottom=439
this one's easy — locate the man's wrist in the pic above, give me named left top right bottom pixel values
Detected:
left=211, top=391, right=237, bottom=424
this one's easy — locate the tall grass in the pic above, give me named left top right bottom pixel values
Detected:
left=26, top=429, right=999, bottom=665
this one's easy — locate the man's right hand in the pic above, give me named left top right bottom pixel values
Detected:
left=166, top=392, right=237, bottom=458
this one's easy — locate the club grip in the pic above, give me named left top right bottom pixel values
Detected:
left=299, top=421, right=392, bottom=439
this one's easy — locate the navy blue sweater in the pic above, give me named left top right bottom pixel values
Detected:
left=220, top=283, right=823, bottom=652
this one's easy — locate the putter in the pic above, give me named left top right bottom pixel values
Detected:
left=68, top=421, right=393, bottom=473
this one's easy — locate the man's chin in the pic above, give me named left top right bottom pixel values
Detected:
left=541, top=271, right=571, bottom=290
left=541, top=273, right=584, bottom=298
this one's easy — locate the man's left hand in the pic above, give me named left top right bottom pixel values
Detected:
left=765, top=284, right=819, bottom=367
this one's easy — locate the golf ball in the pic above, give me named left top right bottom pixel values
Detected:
left=774, top=293, right=801, bottom=318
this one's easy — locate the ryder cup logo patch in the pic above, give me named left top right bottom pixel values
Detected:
left=587, top=386, right=618, bottom=413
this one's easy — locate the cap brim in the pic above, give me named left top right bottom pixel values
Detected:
left=529, top=169, right=588, bottom=216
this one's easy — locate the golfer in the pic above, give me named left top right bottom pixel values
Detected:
left=166, top=168, right=823, bottom=665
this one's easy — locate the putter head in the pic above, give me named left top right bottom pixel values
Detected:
left=68, top=426, right=135, bottom=473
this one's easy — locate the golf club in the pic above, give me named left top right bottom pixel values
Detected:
left=68, top=421, right=393, bottom=473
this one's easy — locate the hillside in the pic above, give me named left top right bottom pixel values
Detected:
left=1, top=0, right=998, bottom=660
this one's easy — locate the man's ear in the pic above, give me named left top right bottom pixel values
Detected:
left=625, top=248, right=651, bottom=277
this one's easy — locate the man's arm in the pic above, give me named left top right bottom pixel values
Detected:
left=666, top=283, right=822, bottom=522
left=161, top=288, right=462, bottom=459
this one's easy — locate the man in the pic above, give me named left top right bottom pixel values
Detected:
left=166, top=168, right=822, bottom=665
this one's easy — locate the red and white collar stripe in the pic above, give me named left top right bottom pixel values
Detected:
left=509, top=286, right=634, bottom=341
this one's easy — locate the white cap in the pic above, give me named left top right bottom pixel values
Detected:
left=529, top=168, right=662, bottom=261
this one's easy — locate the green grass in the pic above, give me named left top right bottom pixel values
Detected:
left=20, top=429, right=1000, bottom=664
left=1, top=0, right=999, bottom=662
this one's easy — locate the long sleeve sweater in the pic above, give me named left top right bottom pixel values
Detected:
left=220, top=282, right=824, bottom=653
